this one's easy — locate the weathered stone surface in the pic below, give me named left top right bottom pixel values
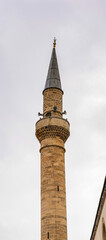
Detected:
left=41, top=145, right=67, bottom=240
left=43, top=88, right=63, bottom=117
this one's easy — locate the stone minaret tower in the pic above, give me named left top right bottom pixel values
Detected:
left=36, top=39, right=70, bottom=240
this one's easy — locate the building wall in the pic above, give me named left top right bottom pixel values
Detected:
left=94, top=198, right=106, bottom=240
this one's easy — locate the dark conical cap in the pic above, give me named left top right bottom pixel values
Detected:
left=43, top=39, right=63, bottom=94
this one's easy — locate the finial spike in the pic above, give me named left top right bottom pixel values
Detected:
left=53, top=37, right=56, bottom=48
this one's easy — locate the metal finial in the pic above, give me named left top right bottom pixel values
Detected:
left=53, top=38, right=56, bottom=48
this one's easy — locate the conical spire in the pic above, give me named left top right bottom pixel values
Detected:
left=43, top=39, right=63, bottom=93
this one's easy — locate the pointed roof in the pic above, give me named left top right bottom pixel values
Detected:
left=43, top=39, right=63, bottom=94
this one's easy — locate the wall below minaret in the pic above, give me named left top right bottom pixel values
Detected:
left=41, top=139, right=67, bottom=240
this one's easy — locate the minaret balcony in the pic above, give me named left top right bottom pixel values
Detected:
left=36, top=117, right=70, bottom=143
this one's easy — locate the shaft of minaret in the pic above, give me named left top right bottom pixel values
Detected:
left=36, top=40, right=70, bottom=240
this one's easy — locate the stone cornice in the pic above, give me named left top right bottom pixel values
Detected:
left=36, top=117, right=70, bottom=143
left=40, top=144, right=65, bottom=152
left=36, top=125, right=69, bottom=143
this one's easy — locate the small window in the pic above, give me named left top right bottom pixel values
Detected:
left=102, top=219, right=106, bottom=240
left=57, top=186, right=59, bottom=191
left=47, top=232, right=49, bottom=239
left=46, top=112, right=51, bottom=117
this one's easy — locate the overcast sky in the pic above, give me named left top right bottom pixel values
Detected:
left=0, top=0, right=106, bottom=239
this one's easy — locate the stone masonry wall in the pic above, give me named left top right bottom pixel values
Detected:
left=43, top=88, right=63, bottom=117
left=41, top=142, right=67, bottom=240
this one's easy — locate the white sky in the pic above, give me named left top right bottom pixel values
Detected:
left=0, top=0, right=106, bottom=239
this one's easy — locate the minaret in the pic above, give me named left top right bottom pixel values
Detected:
left=36, top=39, right=70, bottom=240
